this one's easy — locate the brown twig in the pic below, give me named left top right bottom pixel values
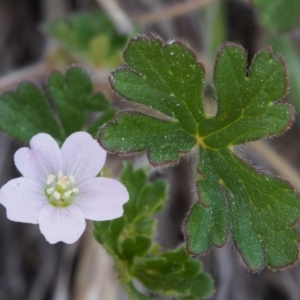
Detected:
left=0, top=58, right=111, bottom=94
left=132, top=0, right=214, bottom=26
left=0, top=61, right=51, bottom=94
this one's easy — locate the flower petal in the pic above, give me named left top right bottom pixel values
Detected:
left=0, top=178, right=46, bottom=224
left=75, top=177, right=129, bottom=221
left=38, top=204, right=86, bottom=244
left=61, top=132, right=106, bottom=184
left=14, top=133, right=63, bottom=184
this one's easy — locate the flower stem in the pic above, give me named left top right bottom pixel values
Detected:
left=99, top=242, right=152, bottom=299
left=121, top=281, right=153, bottom=300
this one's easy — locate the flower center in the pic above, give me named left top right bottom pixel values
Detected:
left=45, top=171, right=79, bottom=207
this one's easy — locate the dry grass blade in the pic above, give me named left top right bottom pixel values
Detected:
left=250, top=141, right=300, bottom=192
left=0, top=61, right=51, bottom=94
left=96, top=0, right=134, bottom=34
left=132, top=0, right=214, bottom=25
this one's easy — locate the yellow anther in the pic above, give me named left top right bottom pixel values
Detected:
left=57, top=176, right=69, bottom=189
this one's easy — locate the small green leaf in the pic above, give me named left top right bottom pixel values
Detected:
left=121, top=236, right=152, bottom=262
left=121, top=162, right=167, bottom=222
left=94, top=217, right=125, bottom=255
left=48, top=67, right=110, bottom=135
left=45, top=11, right=128, bottom=66
left=99, top=37, right=300, bottom=271
left=0, top=67, right=114, bottom=144
left=253, top=0, right=300, bottom=32
left=94, top=162, right=168, bottom=261
left=133, top=246, right=214, bottom=299
left=88, top=34, right=122, bottom=67
left=0, top=83, right=62, bottom=143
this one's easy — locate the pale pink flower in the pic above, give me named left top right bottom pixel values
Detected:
left=0, top=132, right=129, bottom=244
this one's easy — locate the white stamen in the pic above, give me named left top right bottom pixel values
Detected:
left=47, top=175, right=55, bottom=185
left=46, top=171, right=79, bottom=206
left=63, top=190, right=72, bottom=198
left=46, top=187, right=54, bottom=195
left=69, top=175, right=75, bottom=184
left=53, top=191, right=61, bottom=200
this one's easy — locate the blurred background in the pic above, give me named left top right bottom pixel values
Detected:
left=1, top=0, right=300, bottom=299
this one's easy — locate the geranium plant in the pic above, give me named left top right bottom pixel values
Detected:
left=1, top=2, right=300, bottom=299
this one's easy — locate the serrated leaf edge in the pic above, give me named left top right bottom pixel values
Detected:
left=98, top=109, right=196, bottom=167
left=182, top=147, right=300, bottom=272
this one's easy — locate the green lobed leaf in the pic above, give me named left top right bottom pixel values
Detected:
left=253, top=0, right=300, bottom=32
left=120, top=162, right=167, bottom=223
left=98, top=36, right=300, bottom=270
left=94, top=163, right=213, bottom=299
left=0, top=66, right=114, bottom=144
left=48, top=66, right=110, bottom=136
left=94, top=217, right=126, bottom=255
left=133, top=246, right=214, bottom=299
left=186, top=147, right=300, bottom=271
left=120, top=236, right=152, bottom=264
left=45, top=11, right=128, bottom=66
left=0, top=83, right=63, bottom=143
left=100, top=110, right=196, bottom=165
